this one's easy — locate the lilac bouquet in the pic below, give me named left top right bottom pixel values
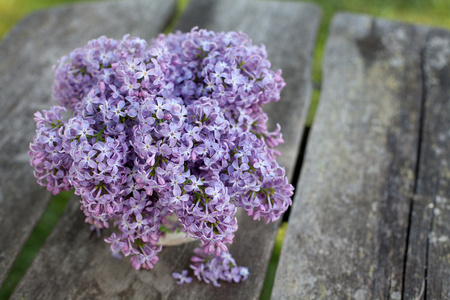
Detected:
left=29, top=28, right=293, bottom=285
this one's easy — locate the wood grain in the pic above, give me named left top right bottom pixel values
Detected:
left=272, top=13, right=429, bottom=299
left=403, top=28, right=450, bottom=299
left=10, top=0, right=320, bottom=299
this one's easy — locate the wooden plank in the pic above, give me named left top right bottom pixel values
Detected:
left=403, top=28, right=450, bottom=299
left=0, top=0, right=175, bottom=285
left=272, top=13, right=429, bottom=299
left=11, top=0, right=320, bottom=299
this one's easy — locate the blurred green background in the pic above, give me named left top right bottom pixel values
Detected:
left=1, top=0, right=449, bottom=40
left=0, top=0, right=449, bottom=299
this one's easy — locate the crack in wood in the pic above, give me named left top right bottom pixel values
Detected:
left=402, top=35, right=429, bottom=300
left=419, top=41, right=430, bottom=300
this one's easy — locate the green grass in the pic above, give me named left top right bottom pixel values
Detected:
left=0, top=0, right=449, bottom=299
left=260, top=222, right=288, bottom=300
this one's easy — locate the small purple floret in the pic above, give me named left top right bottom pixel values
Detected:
left=189, top=248, right=249, bottom=287
left=172, top=270, right=193, bottom=285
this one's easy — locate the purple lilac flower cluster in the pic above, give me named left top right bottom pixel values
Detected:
left=29, top=28, right=293, bottom=281
left=190, top=247, right=249, bottom=287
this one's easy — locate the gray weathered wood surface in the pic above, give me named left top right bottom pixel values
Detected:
left=0, top=0, right=176, bottom=286
left=3, top=1, right=449, bottom=299
left=7, top=0, right=320, bottom=299
left=403, top=28, right=450, bottom=299
left=272, top=13, right=432, bottom=299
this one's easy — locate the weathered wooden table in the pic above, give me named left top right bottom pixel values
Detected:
left=0, top=0, right=448, bottom=299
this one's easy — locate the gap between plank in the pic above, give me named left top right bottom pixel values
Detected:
left=261, top=12, right=327, bottom=297
left=164, top=0, right=191, bottom=34
left=260, top=125, right=312, bottom=300
left=282, top=126, right=311, bottom=222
